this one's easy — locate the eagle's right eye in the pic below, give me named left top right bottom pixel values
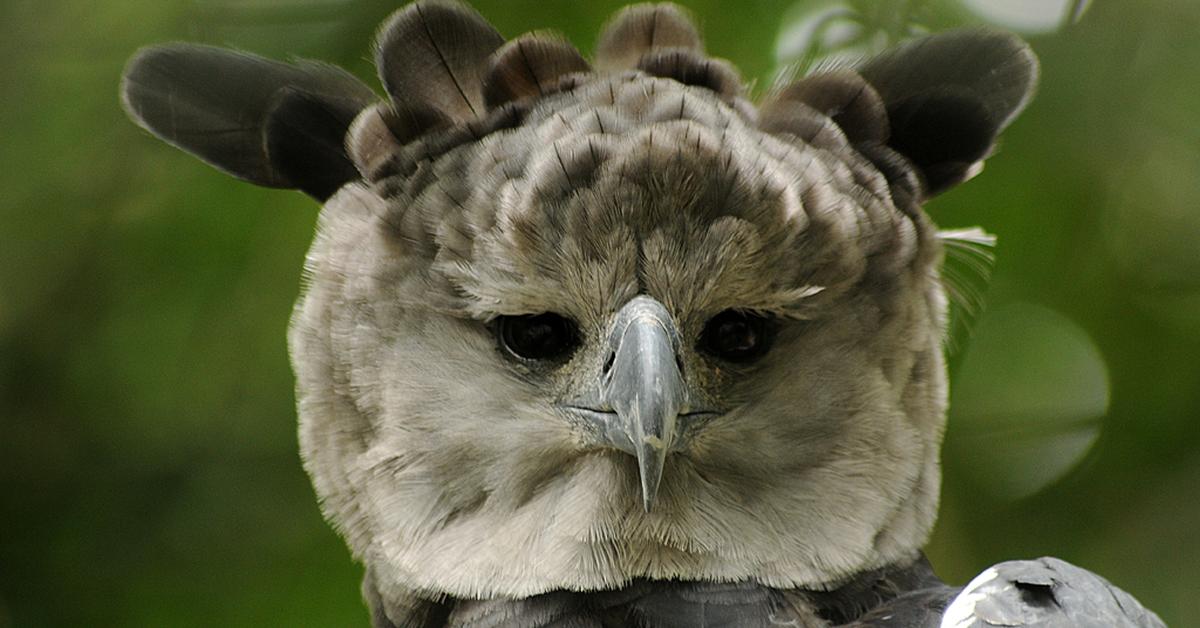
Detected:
left=496, top=313, right=581, bottom=363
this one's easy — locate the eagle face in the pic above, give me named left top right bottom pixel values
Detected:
left=119, top=0, right=1037, bottom=615
left=290, top=21, right=954, bottom=601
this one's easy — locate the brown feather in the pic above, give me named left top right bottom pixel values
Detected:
left=770, top=70, right=888, bottom=144
left=636, top=50, right=742, bottom=100
left=483, top=34, right=591, bottom=110
left=347, top=103, right=401, bottom=182
left=375, top=0, right=505, bottom=121
left=594, top=3, right=702, bottom=71
left=757, top=99, right=850, bottom=154
left=347, top=101, right=456, bottom=182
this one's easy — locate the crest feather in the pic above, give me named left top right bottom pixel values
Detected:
left=857, top=28, right=1039, bottom=195
left=594, top=3, right=703, bottom=71
left=483, top=34, right=592, bottom=110
left=859, top=29, right=1037, bottom=134
left=637, top=50, right=743, bottom=100
left=263, top=87, right=370, bottom=199
left=375, top=0, right=504, bottom=121
left=120, top=44, right=375, bottom=200
left=769, top=70, right=888, bottom=144
left=757, top=99, right=849, bottom=154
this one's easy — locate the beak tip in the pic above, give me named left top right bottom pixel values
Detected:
left=640, top=480, right=659, bottom=512
left=638, top=459, right=665, bottom=512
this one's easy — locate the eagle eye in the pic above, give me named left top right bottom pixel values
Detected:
left=496, top=313, right=581, bottom=363
left=699, top=309, right=775, bottom=363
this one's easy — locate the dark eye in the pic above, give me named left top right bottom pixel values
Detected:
left=496, top=313, right=581, bottom=363
left=698, top=309, right=775, bottom=363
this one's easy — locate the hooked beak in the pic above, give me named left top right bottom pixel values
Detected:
left=600, top=296, right=687, bottom=511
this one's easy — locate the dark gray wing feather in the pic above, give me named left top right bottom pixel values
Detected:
left=941, top=557, right=1166, bottom=628
left=844, top=586, right=961, bottom=627
left=390, top=557, right=949, bottom=627
left=624, top=580, right=800, bottom=627
left=423, top=581, right=808, bottom=628
left=120, top=44, right=375, bottom=199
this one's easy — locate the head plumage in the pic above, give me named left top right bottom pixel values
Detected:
left=344, top=1, right=1035, bottom=206
left=121, top=0, right=1036, bottom=207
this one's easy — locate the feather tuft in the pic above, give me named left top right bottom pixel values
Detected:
left=594, top=3, right=703, bottom=71
left=375, top=0, right=505, bottom=121
left=120, top=44, right=375, bottom=200
left=636, top=50, right=743, bottom=100
left=483, top=33, right=592, bottom=110
left=348, top=103, right=398, bottom=181
left=857, top=29, right=1039, bottom=196
left=769, top=70, right=888, bottom=144
left=757, top=99, right=849, bottom=154
left=263, top=87, right=370, bottom=199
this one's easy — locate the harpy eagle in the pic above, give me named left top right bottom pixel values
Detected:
left=119, top=2, right=1166, bottom=626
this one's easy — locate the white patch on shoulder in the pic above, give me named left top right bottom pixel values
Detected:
left=940, top=566, right=1001, bottom=627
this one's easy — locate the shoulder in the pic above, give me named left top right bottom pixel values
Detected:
left=940, top=557, right=1165, bottom=628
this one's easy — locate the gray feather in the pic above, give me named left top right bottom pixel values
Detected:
left=757, top=99, right=851, bottom=154
left=848, top=587, right=961, bottom=627
left=120, top=44, right=375, bottom=199
left=347, top=103, right=406, bottom=182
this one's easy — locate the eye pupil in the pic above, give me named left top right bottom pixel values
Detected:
left=700, top=310, right=774, bottom=362
left=716, top=320, right=757, bottom=352
left=497, top=313, right=580, bottom=362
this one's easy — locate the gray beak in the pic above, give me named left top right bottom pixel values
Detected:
left=600, top=296, right=686, bottom=512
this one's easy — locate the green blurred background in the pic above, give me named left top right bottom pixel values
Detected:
left=2, top=0, right=1198, bottom=625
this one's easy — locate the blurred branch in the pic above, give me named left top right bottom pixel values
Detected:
left=1067, top=0, right=1090, bottom=24
left=779, top=0, right=937, bottom=75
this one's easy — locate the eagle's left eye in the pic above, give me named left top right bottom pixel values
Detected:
left=496, top=313, right=581, bottom=363
left=698, top=309, right=775, bottom=363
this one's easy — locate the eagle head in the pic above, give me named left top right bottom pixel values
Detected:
left=119, top=0, right=1037, bottom=617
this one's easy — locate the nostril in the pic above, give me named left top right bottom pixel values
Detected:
left=602, top=351, right=615, bottom=378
